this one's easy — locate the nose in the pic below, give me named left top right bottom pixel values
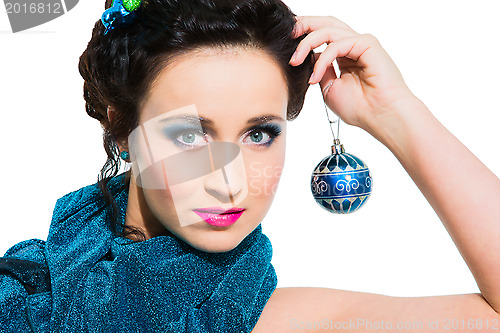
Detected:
left=203, top=168, right=243, bottom=203
left=203, top=143, right=246, bottom=204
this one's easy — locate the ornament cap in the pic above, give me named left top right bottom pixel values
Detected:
left=331, top=139, right=345, bottom=155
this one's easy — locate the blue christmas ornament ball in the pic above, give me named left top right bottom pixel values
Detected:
left=311, top=148, right=372, bottom=214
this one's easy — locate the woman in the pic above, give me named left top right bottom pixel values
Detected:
left=1, top=0, right=498, bottom=332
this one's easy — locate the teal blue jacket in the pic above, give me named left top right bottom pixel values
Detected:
left=0, top=174, right=277, bottom=332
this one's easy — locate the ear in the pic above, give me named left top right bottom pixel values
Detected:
left=107, top=105, right=116, bottom=124
left=107, top=106, right=128, bottom=152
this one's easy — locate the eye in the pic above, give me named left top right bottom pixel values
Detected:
left=244, top=130, right=271, bottom=144
left=242, top=124, right=282, bottom=147
left=179, top=131, right=205, bottom=146
left=162, top=124, right=208, bottom=149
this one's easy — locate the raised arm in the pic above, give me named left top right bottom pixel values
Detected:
left=365, top=87, right=500, bottom=313
left=252, top=15, right=500, bottom=333
left=295, top=14, right=500, bottom=314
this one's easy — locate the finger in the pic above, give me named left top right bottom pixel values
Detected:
left=289, top=26, right=357, bottom=65
left=291, top=16, right=304, bottom=39
left=312, top=53, right=338, bottom=95
left=292, top=16, right=355, bottom=38
left=309, top=35, right=378, bottom=84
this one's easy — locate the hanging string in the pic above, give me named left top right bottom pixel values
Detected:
left=323, top=102, right=340, bottom=142
left=321, top=84, right=340, bottom=143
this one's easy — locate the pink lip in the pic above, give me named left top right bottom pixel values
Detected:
left=193, top=207, right=245, bottom=227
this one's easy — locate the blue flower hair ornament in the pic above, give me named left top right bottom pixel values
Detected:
left=101, top=0, right=142, bottom=35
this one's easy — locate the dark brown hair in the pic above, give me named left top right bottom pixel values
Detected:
left=78, top=0, right=314, bottom=240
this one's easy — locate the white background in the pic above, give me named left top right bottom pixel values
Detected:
left=1, top=1, right=499, bottom=298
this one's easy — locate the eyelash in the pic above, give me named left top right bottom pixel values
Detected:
left=162, top=123, right=282, bottom=149
left=242, top=124, right=282, bottom=148
left=162, top=124, right=207, bottom=149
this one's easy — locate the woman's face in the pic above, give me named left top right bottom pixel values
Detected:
left=127, top=47, right=289, bottom=253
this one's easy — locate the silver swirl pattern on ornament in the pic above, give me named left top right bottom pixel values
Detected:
left=335, top=175, right=359, bottom=192
left=311, top=176, right=329, bottom=195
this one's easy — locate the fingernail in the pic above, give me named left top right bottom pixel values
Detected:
left=322, top=82, right=333, bottom=95
left=309, top=72, right=315, bottom=84
left=290, top=51, right=297, bottom=64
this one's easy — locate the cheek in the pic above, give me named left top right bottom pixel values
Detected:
left=245, top=150, right=285, bottom=200
left=134, top=160, right=193, bottom=218
left=139, top=162, right=203, bottom=207
left=141, top=177, right=205, bottom=227
left=139, top=164, right=174, bottom=205
left=141, top=186, right=179, bottom=228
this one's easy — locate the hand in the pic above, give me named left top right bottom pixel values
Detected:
left=289, top=16, right=417, bottom=135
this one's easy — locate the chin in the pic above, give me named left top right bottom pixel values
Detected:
left=188, top=229, right=245, bottom=253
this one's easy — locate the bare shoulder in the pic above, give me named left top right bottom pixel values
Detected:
left=252, top=287, right=499, bottom=333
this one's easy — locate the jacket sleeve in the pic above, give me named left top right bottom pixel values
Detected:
left=0, top=239, right=51, bottom=333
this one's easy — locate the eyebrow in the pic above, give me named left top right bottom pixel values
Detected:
left=159, top=114, right=284, bottom=125
left=246, top=115, right=285, bottom=124
left=159, top=115, right=213, bottom=126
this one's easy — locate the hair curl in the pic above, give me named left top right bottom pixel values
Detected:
left=78, top=0, right=314, bottom=241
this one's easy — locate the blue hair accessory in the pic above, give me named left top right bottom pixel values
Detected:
left=101, top=0, right=142, bottom=35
